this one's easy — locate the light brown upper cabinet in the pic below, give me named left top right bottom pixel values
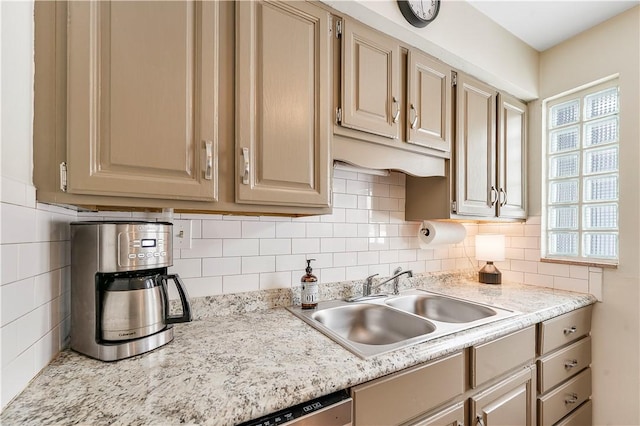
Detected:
left=406, top=72, right=527, bottom=221
left=65, top=1, right=219, bottom=201
left=333, top=17, right=451, bottom=177
left=454, top=73, right=498, bottom=217
left=235, top=0, right=331, bottom=208
left=340, top=18, right=401, bottom=139
left=406, top=49, right=452, bottom=153
left=497, top=93, right=527, bottom=219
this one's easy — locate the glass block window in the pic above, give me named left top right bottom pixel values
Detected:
left=544, top=81, right=619, bottom=263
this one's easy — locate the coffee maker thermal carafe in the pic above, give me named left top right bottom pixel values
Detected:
left=70, top=221, right=191, bottom=361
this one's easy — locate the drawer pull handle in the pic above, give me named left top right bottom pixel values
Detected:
left=242, top=147, right=250, bottom=185
left=565, top=359, right=578, bottom=369
left=565, top=393, right=578, bottom=405
left=563, top=326, right=577, bottom=335
left=476, top=416, right=485, bottom=426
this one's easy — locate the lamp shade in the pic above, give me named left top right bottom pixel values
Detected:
left=476, top=234, right=505, bottom=262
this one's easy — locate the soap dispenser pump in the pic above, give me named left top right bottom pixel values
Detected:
left=301, top=258, right=318, bottom=310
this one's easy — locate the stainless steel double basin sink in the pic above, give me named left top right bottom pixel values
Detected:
left=287, top=289, right=519, bottom=358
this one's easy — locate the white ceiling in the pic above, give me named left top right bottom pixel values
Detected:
left=466, top=0, right=639, bottom=51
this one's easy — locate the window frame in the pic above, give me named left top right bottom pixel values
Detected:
left=541, top=78, right=620, bottom=266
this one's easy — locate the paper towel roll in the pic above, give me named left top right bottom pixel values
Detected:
left=417, top=221, right=466, bottom=248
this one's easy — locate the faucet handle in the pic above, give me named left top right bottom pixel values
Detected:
left=392, top=266, right=402, bottom=275
left=365, top=274, right=379, bottom=285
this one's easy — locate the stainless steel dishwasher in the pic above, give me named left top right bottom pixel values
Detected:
left=239, top=389, right=352, bottom=426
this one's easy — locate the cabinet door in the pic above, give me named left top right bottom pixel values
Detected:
left=236, top=0, right=331, bottom=207
left=341, top=18, right=401, bottom=139
left=455, top=73, right=497, bottom=217
left=407, top=50, right=452, bottom=153
left=407, top=401, right=465, bottom=426
left=497, top=93, right=527, bottom=219
left=471, top=367, right=535, bottom=426
left=67, top=1, right=218, bottom=200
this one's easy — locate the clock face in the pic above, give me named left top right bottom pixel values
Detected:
left=397, top=0, right=440, bottom=28
left=408, top=0, right=439, bottom=21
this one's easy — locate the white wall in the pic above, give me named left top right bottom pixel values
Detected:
left=536, top=7, right=640, bottom=425
left=1, top=0, right=75, bottom=410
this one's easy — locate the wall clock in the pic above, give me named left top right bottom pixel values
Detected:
left=397, top=0, right=441, bottom=28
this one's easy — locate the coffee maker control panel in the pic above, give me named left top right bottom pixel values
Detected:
left=118, top=231, right=172, bottom=269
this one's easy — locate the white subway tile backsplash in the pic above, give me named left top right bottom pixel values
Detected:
left=538, top=262, right=571, bottom=278
left=306, top=223, right=333, bottom=238
left=181, top=239, right=223, bottom=259
left=222, top=274, right=259, bottom=294
left=223, top=239, right=259, bottom=257
left=275, top=222, right=306, bottom=238
left=1, top=244, right=19, bottom=285
left=524, top=272, right=555, bottom=288
left=0, top=203, right=36, bottom=244
left=242, top=256, right=276, bottom=274
left=1, top=277, right=35, bottom=326
left=260, top=272, right=292, bottom=290
left=368, top=237, right=389, bottom=251
left=202, top=220, right=241, bottom=238
left=169, top=258, right=202, bottom=278
left=510, top=260, right=539, bottom=274
left=320, top=267, right=346, bottom=284
left=346, top=238, right=368, bottom=252
left=346, top=179, right=370, bottom=195
left=357, top=251, right=379, bottom=265
left=202, top=257, right=241, bottom=277
left=345, top=209, right=368, bottom=224
left=332, top=178, right=346, bottom=194
left=276, top=254, right=307, bottom=272
left=379, top=250, right=399, bottom=264
left=369, top=210, right=390, bottom=224
left=554, top=276, right=589, bottom=293
left=333, top=193, right=358, bottom=209
left=259, top=239, right=291, bottom=255
left=358, top=195, right=372, bottom=210
left=333, top=223, right=358, bottom=238
left=242, top=221, right=276, bottom=239
left=291, top=238, right=319, bottom=254
left=333, top=252, right=358, bottom=267
left=320, top=208, right=345, bottom=223
left=569, top=265, right=589, bottom=280
left=345, top=266, right=369, bottom=280
left=321, top=238, right=346, bottom=253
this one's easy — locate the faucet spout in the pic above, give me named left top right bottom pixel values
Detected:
left=376, top=268, right=413, bottom=295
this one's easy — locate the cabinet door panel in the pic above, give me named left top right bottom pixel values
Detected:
left=67, top=1, right=217, bottom=200
left=236, top=0, right=331, bottom=207
left=407, top=50, right=451, bottom=152
left=342, top=19, right=400, bottom=139
left=498, top=93, right=527, bottom=219
left=471, top=367, right=535, bottom=426
left=455, top=74, right=497, bottom=216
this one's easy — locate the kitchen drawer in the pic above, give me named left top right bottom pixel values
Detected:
left=554, top=399, right=592, bottom=426
left=537, top=368, right=591, bottom=426
left=352, top=352, right=464, bottom=426
left=538, top=306, right=592, bottom=355
left=538, top=336, right=591, bottom=394
left=404, top=401, right=465, bottom=426
left=471, top=326, right=535, bottom=388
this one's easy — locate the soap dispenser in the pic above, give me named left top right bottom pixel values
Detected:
left=301, top=258, right=318, bottom=310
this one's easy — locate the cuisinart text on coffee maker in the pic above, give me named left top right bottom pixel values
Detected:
left=70, top=221, right=192, bottom=361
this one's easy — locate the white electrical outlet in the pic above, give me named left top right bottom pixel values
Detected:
left=172, top=220, right=192, bottom=250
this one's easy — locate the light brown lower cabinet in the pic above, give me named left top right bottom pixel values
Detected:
left=470, top=366, right=536, bottom=426
left=348, top=308, right=593, bottom=426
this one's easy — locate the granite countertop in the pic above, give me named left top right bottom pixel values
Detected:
left=0, top=275, right=596, bottom=425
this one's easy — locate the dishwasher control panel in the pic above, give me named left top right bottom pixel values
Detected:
left=239, top=390, right=351, bottom=426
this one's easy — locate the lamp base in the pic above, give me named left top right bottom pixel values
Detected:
left=479, top=262, right=501, bottom=285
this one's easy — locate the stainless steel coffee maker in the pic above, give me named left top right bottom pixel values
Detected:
left=70, top=221, right=191, bottom=361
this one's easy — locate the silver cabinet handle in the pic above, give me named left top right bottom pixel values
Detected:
left=241, top=147, right=250, bottom=185
left=410, top=104, right=418, bottom=129
left=499, top=187, right=507, bottom=207
left=490, top=186, right=498, bottom=206
left=565, top=393, right=578, bottom=405
left=564, top=326, right=577, bottom=335
left=392, top=97, right=400, bottom=123
left=476, top=416, right=485, bottom=426
left=564, top=359, right=578, bottom=369
left=204, top=140, right=216, bottom=181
